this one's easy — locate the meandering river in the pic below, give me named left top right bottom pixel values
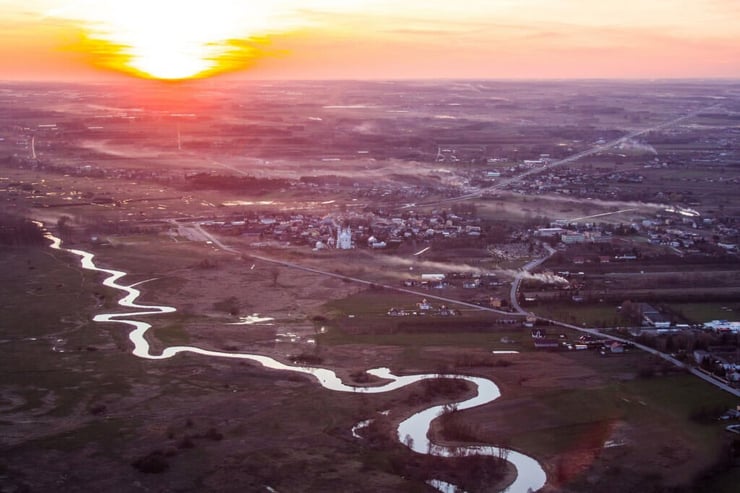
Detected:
left=43, top=227, right=546, bottom=493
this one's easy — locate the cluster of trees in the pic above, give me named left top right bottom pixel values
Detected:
left=698, top=356, right=731, bottom=379
left=299, top=175, right=356, bottom=187
left=183, top=173, right=291, bottom=191
left=212, top=296, right=241, bottom=316
left=0, top=214, right=45, bottom=246
left=633, top=330, right=738, bottom=356
left=359, top=411, right=508, bottom=492
left=132, top=419, right=225, bottom=474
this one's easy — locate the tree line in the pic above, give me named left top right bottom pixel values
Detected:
left=0, top=214, right=45, bottom=246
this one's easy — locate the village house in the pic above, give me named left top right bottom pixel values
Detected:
left=639, top=303, right=672, bottom=328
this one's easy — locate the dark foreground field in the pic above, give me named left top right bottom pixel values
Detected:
left=1, top=78, right=739, bottom=491
left=1, top=231, right=738, bottom=493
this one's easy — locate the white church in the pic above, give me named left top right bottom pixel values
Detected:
left=337, top=225, right=352, bottom=250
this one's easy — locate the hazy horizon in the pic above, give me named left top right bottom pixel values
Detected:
left=3, top=76, right=740, bottom=84
left=2, top=1, right=739, bottom=82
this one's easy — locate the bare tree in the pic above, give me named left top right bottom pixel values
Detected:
left=403, top=434, right=414, bottom=450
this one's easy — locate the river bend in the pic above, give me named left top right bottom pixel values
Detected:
left=43, top=228, right=546, bottom=493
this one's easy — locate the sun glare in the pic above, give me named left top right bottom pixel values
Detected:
left=49, top=1, right=291, bottom=79
left=47, top=0, right=373, bottom=80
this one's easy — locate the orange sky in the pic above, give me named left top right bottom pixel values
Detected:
left=1, top=1, right=739, bottom=81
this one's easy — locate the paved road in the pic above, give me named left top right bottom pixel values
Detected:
left=188, top=223, right=740, bottom=398
left=189, top=223, right=522, bottom=317
left=510, top=245, right=557, bottom=315
left=540, top=318, right=740, bottom=397
left=411, top=104, right=721, bottom=209
left=503, top=240, right=740, bottom=397
left=485, top=104, right=721, bottom=193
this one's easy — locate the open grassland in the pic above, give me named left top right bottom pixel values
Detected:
left=0, top=183, right=738, bottom=493
left=0, top=244, right=150, bottom=437
left=476, top=192, right=661, bottom=225
left=440, top=349, right=740, bottom=492
left=667, top=302, right=740, bottom=324
left=523, top=300, right=627, bottom=327
left=2, top=223, right=739, bottom=492
left=321, top=289, right=523, bottom=341
left=0, top=240, right=472, bottom=492
left=320, top=288, right=740, bottom=491
left=3, top=80, right=740, bottom=492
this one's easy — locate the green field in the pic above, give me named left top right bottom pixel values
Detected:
left=667, top=302, right=740, bottom=324
left=525, top=300, right=628, bottom=327
left=3, top=227, right=739, bottom=493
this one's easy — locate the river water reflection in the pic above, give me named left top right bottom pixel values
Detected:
left=44, top=228, right=546, bottom=493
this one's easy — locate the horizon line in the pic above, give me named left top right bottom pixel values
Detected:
left=1, top=76, right=740, bottom=85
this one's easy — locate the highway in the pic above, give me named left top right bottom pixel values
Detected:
left=503, top=241, right=740, bottom=397
left=185, top=223, right=739, bottom=398
left=189, top=222, right=521, bottom=317
left=413, top=103, right=722, bottom=209
left=481, top=104, right=721, bottom=194
left=539, top=318, right=740, bottom=398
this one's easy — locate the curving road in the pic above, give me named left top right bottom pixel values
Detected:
left=503, top=243, right=740, bottom=397
left=189, top=222, right=739, bottom=398
left=510, top=245, right=557, bottom=315
left=43, top=225, right=547, bottom=493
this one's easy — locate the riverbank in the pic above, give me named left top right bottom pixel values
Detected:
left=1, top=229, right=738, bottom=492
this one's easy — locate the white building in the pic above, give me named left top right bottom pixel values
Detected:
left=421, top=274, right=445, bottom=282
left=536, top=227, right=565, bottom=238
left=337, top=226, right=352, bottom=250
left=561, top=232, right=586, bottom=244
left=703, top=320, right=740, bottom=334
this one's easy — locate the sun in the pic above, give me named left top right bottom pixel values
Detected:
left=49, top=0, right=374, bottom=80
left=50, top=1, right=287, bottom=80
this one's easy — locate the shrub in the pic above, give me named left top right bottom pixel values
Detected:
left=132, top=451, right=169, bottom=474
left=290, top=353, right=324, bottom=365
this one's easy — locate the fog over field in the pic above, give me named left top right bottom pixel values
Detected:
left=1, top=79, right=739, bottom=493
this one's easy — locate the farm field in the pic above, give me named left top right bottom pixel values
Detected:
left=2, top=79, right=739, bottom=492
